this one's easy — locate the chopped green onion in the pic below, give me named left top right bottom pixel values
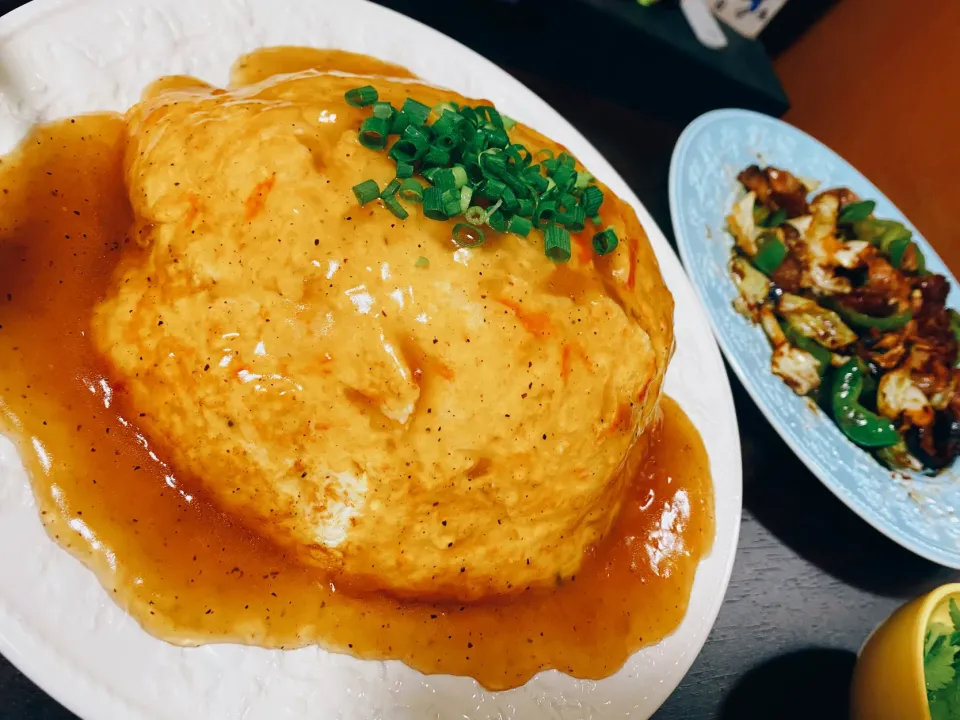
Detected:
left=452, top=222, right=486, bottom=247
left=534, top=200, right=557, bottom=228
left=560, top=206, right=586, bottom=232
left=501, top=187, right=520, bottom=214
left=421, top=167, right=440, bottom=183
left=488, top=210, right=508, bottom=233
left=518, top=198, right=535, bottom=216
left=399, top=178, right=424, bottom=203
left=434, top=133, right=459, bottom=150
left=573, top=171, right=594, bottom=191
left=352, top=179, right=380, bottom=205
left=536, top=148, right=555, bottom=161
left=372, top=101, right=395, bottom=120
left=592, top=228, right=618, bottom=256
left=395, top=161, right=414, bottom=179
left=451, top=165, right=469, bottom=188
left=433, top=101, right=459, bottom=116
left=345, top=85, right=378, bottom=107
left=484, top=126, right=509, bottom=149
left=401, top=97, right=431, bottom=126
left=432, top=168, right=457, bottom=191
left=389, top=138, right=425, bottom=164
left=542, top=158, right=560, bottom=176
left=382, top=193, right=409, bottom=219
left=358, top=116, right=390, bottom=150
left=381, top=179, right=401, bottom=198
left=501, top=115, right=517, bottom=131
left=478, top=178, right=506, bottom=200
left=423, top=145, right=451, bottom=166
left=464, top=205, right=488, bottom=225
left=590, top=214, right=603, bottom=225
left=544, top=224, right=571, bottom=263
left=423, top=186, right=447, bottom=220
left=475, top=106, right=504, bottom=129
left=553, top=166, right=576, bottom=191
left=507, top=215, right=533, bottom=237
left=558, top=193, right=578, bottom=211
left=460, top=185, right=474, bottom=213
left=441, top=188, right=462, bottom=217
left=390, top=111, right=410, bottom=136
left=481, top=150, right=508, bottom=177
left=558, top=152, right=576, bottom=170
left=581, top=186, right=604, bottom=215
left=415, top=255, right=430, bottom=268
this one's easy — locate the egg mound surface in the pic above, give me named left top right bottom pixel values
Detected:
left=92, top=53, right=674, bottom=601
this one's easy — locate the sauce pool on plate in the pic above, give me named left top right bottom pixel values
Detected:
left=0, top=49, right=714, bottom=691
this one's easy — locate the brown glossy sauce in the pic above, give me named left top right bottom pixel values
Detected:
left=0, top=53, right=714, bottom=692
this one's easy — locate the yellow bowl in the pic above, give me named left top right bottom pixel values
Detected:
left=851, top=582, right=960, bottom=720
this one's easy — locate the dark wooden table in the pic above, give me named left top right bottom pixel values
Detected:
left=0, top=2, right=957, bottom=719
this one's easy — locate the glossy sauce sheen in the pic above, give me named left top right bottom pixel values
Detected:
left=0, top=50, right=714, bottom=690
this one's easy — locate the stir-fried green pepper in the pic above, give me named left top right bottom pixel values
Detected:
left=780, top=321, right=831, bottom=376
left=832, top=302, right=913, bottom=331
left=831, top=359, right=900, bottom=448
left=838, top=200, right=875, bottom=224
left=888, top=237, right=927, bottom=273
left=853, top=218, right=911, bottom=250
left=752, top=233, right=787, bottom=275
left=763, top=208, right=787, bottom=228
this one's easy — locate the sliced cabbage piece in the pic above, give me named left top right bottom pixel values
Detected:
left=878, top=369, right=934, bottom=428
left=776, top=293, right=858, bottom=350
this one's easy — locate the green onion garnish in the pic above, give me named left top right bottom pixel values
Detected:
left=352, top=179, right=380, bottom=205
left=359, top=116, right=390, bottom=150
left=464, top=205, right=487, bottom=225
left=488, top=210, right=508, bottom=233
left=347, top=88, right=610, bottom=261
left=399, top=179, right=424, bottom=203
left=415, top=255, right=430, bottom=268
left=423, top=146, right=450, bottom=167
left=560, top=206, right=586, bottom=232
left=382, top=193, right=409, bottom=220
left=460, top=186, right=474, bottom=213
left=423, top=187, right=447, bottom=221
left=507, top=215, right=533, bottom=237
left=372, top=101, right=395, bottom=120
left=452, top=222, right=486, bottom=248
left=534, top=200, right=557, bottom=228
left=401, top=97, right=431, bottom=126
left=592, top=228, right=618, bottom=256
left=544, top=224, right=571, bottom=263
left=441, top=188, right=462, bottom=218
left=345, top=85, right=378, bottom=107
left=581, top=186, right=604, bottom=216
left=381, top=179, right=401, bottom=198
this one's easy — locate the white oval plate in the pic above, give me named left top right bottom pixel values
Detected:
left=0, top=1, right=742, bottom=718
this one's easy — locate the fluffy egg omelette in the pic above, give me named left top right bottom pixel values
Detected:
left=91, top=52, right=674, bottom=602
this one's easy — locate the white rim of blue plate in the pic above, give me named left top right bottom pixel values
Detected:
left=670, top=107, right=960, bottom=569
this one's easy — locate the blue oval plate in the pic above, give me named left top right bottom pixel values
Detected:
left=670, top=108, right=960, bottom=567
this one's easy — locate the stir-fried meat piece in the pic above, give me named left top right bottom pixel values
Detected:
left=770, top=255, right=805, bottom=293
left=839, top=287, right=899, bottom=317
left=911, top=274, right=958, bottom=366
left=737, top=165, right=810, bottom=217
left=859, top=326, right=908, bottom=370
left=863, top=255, right=912, bottom=307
